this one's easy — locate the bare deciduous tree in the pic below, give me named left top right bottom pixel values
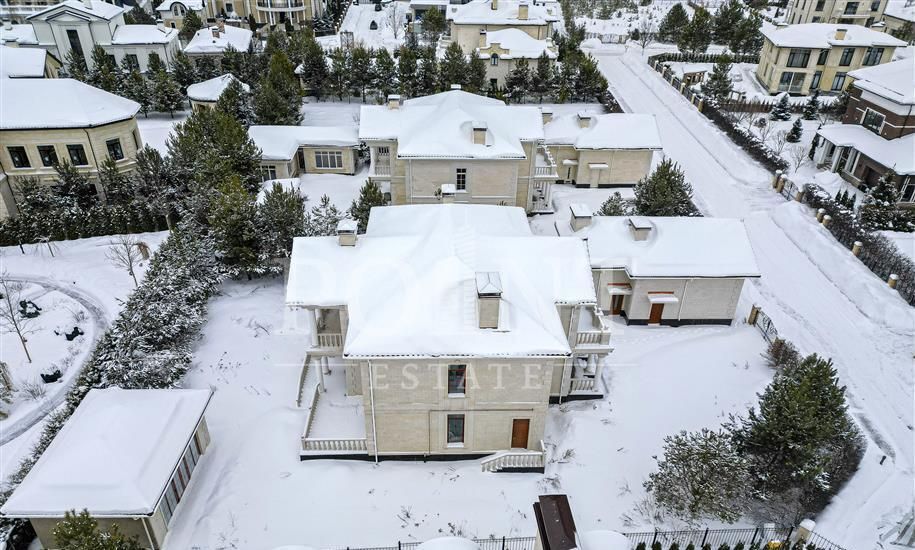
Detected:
left=387, top=3, right=405, bottom=39
left=637, top=18, right=655, bottom=52
left=0, top=272, right=38, bottom=363
left=789, top=144, right=808, bottom=173
left=770, top=129, right=790, bottom=155
left=106, top=235, right=145, bottom=287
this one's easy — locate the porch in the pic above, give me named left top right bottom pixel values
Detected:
left=530, top=146, right=558, bottom=213
left=297, top=355, right=369, bottom=458
left=567, top=307, right=611, bottom=397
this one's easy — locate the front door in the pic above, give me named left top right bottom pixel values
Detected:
left=611, top=295, right=624, bottom=315
left=648, top=303, right=664, bottom=324
left=511, top=419, right=530, bottom=449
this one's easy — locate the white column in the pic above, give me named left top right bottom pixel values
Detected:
left=318, top=356, right=326, bottom=392
left=310, top=308, right=319, bottom=348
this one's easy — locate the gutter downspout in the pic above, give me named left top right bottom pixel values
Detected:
left=678, top=278, right=692, bottom=322
left=141, top=517, right=157, bottom=549
left=367, top=359, right=379, bottom=463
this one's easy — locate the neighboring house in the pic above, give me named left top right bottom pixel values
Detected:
left=542, top=110, right=662, bottom=187
left=156, top=0, right=206, bottom=29
left=184, top=22, right=253, bottom=61
left=0, top=388, right=212, bottom=550
left=786, top=0, right=887, bottom=26
left=0, top=20, right=39, bottom=45
left=287, top=204, right=611, bottom=465
left=0, top=43, right=61, bottom=77
left=187, top=72, right=248, bottom=110
left=360, top=89, right=558, bottom=213
left=248, top=125, right=360, bottom=180
left=475, top=28, right=556, bottom=89
left=0, top=78, right=142, bottom=217
left=881, top=0, right=915, bottom=39
left=445, top=0, right=559, bottom=54
left=755, top=23, right=905, bottom=95
left=27, top=0, right=181, bottom=72
left=813, top=59, right=915, bottom=200
left=562, top=212, right=760, bottom=326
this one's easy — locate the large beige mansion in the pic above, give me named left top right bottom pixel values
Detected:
left=286, top=205, right=611, bottom=469
left=445, top=0, right=559, bottom=53
left=786, top=0, right=887, bottom=26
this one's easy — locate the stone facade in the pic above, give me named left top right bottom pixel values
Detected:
left=786, top=0, right=887, bottom=26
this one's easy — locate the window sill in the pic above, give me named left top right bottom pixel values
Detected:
left=446, top=442, right=465, bottom=448
left=447, top=393, right=466, bottom=398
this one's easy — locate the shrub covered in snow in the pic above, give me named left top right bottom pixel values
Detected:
left=702, top=102, right=790, bottom=172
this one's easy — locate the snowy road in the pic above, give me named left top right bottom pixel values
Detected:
left=592, top=48, right=914, bottom=548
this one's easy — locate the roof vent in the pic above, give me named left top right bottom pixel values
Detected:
left=211, top=26, right=221, bottom=38
left=3, top=20, right=12, bottom=31
left=627, top=216, right=653, bottom=241
left=569, top=203, right=592, bottom=232
left=387, top=93, right=401, bottom=109
left=518, top=0, right=529, bottom=20
left=472, top=120, right=488, bottom=145
left=336, top=218, right=358, bottom=246
left=476, top=272, right=502, bottom=329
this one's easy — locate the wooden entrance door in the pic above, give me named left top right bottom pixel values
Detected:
left=648, top=303, right=664, bottom=324
left=610, top=295, right=624, bottom=315
left=511, top=419, right=530, bottom=449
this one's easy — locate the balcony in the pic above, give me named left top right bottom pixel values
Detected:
left=574, top=307, right=611, bottom=351
left=534, top=145, right=558, bottom=179
left=298, top=356, right=368, bottom=458
left=310, top=308, right=344, bottom=354
left=370, top=162, right=391, bottom=176
left=255, top=0, right=307, bottom=11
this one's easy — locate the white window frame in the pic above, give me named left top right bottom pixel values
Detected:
left=455, top=167, right=467, bottom=191
left=315, top=150, right=343, bottom=169
left=861, top=108, right=885, bottom=133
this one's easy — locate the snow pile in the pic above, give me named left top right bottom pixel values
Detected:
left=579, top=530, right=630, bottom=550
left=0, top=24, right=38, bottom=45
left=156, top=0, right=204, bottom=13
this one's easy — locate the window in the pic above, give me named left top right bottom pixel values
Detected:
left=447, top=364, right=466, bottom=395
left=261, top=166, right=277, bottom=181
left=816, top=49, right=829, bottom=65
left=225, top=1, right=234, bottom=12
left=862, top=108, right=885, bottom=132
left=446, top=414, right=465, bottom=445
left=831, top=71, right=847, bottom=91
left=839, top=47, right=855, bottom=66
left=870, top=0, right=880, bottom=9
left=37, top=145, right=58, bottom=167
left=7, top=146, right=30, bottom=169
left=490, top=53, right=499, bottom=66
left=67, top=144, right=88, bottom=166
left=377, top=146, right=390, bottom=156
left=315, top=150, right=343, bottom=169
left=778, top=71, right=806, bottom=93
left=106, top=138, right=124, bottom=161
left=172, top=4, right=185, bottom=15
left=843, top=1, right=859, bottom=13
left=810, top=70, right=822, bottom=89
left=862, top=47, right=884, bottom=65
left=66, top=29, right=83, bottom=58
left=786, top=48, right=811, bottom=68
left=125, top=54, right=139, bottom=70
left=812, top=15, right=821, bottom=21
left=455, top=168, right=467, bottom=190
left=900, top=177, right=915, bottom=203
left=815, top=0, right=825, bottom=10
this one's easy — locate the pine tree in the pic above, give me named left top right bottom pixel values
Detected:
left=574, top=54, right=608, bottom=102
left=678, top=8, right=713, bottom=54
left=828, top=90, right=850, bottom=120
left=786, top=118, right=803, bottom=143
left=769, top=94, right=792, bottom=121
left=556, top=57, right=576, bottom=103
left=644, top=429, right=751, bottom=524
left=702, top=54, right=733, bottom=101
left=326, top=47, right=352, bottom=101
left=194, top=56, right=218, bottom=81
left=153, top=70, right=185, bottom=117
left=54, top=509, right=143, bottom=550
left=505, top=57, right=532, bottom=103
left=264, top=30, right=290, bottom=58
left=416, top=46, right=439, bottom=96
left=373, top=48, right=398, bottom=98
left=597, top=192, right=629, bottom=216
left=439, top=41, right=468, bottom=91
left=633, top=159, right=698, bottom=217
left=348, top=180, right=385, bottom=232
left=97, top=158, right=134, bottom=206
left=421, top=7, right=446, bottom=42
left=180, top=10, right=204, bottom=41
left=397, top=46, right=418, bottom=97
left=54, top=162, right=98, bottom=209
left=209, top=176, right=261, bottom=274
left=712, top=0, right=743, bottom=45
left=215, top=78, right=254, bottom=127
left=351, top=46, right=374, bottom=102
left=147, top=52, right=166, bottom=75
left=126, top=5, right=155, bottom=24
left=88, top=46, right=120, bottom=93
left=303, top=194, right=345, bottom=236
left=132, top=146, right=178, bottom=229
left=220, top=45, right=245, bottom=82
left=531, top=52, right=555, bottom=102
left=859, top=170, right=900, bottom=230
left=259, top=182, right=307, bottom=258
left=120, top=68, right=152, bottom=117
left=64, top=49, right=89, bottom=82
left=658, top=3, right=689, bottom=43
left=730, top=12, right=763, bottom=54
left=298, top=35, right=330, bottom=98
left=253, top=51, right=304, bottom=124
left=802, top=90, right=821, bottom=120
left=466, top=53, right=487, bottom=94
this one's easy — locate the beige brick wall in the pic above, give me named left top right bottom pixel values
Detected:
left=450, top=22, right=551, bottom=53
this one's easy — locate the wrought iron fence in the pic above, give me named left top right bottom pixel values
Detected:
left=752, top=306, right=779, bottom=344
left=805, top=532, right=850, bottom=550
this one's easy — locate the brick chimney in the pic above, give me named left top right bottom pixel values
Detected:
left=518, top=0, right=529, bottom=20
left=211, top=26, right=221, bottom=38
left=541, top=107, right=553, bottom=124
left=491, top=0, right=498, bottom=10
left=577, top=111, right=592, bottom=128
left=217, top=18, right=225, bottom=33
left=387, top=93, right=401, bottom=109
left=476, top=272, right=502, bottom=329
left=472, top=121, right=487, bottom=145
left=628, top=216, right=653, bottom=241
left=569, top=204, right=592, bottom=232
left=834, top=27, right=847, bottom=40
left=336, top=219, right=358, bottom=246
left=479, top=28, right=487, bottom=48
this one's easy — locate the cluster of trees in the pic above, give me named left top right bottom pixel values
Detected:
left=658, top=1, right=762, bottom=54
left=597, top=159, right=700, bottom=217
left=645, top=339, right=864, bottom=525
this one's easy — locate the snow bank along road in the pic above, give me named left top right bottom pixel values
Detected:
left=591, top=48, right=914, bottom=548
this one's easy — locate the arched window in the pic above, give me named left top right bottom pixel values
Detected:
left=172, top=4, right=186, bottom=16
left=490, top=53, right=499, bottom=66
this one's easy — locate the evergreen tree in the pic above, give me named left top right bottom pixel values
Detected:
left=98, top=158, right=134, bottom=205
left=632, top=159, right=698, bottom=217
left=88, top=46, right=120, bottom=93
left=505, top=57, right=532, bottom=103
left=644, top=429, right=752, bottom=524
left=712, top=0, right=743, bottom=45
left=120, top=68, right=152, bottom=116
left=891, top=20, right=914, bottom=42
left=702, top=54, right=733, bottom=101
left=220, top=45, right=245, bottom=82
left=215, top=78, right=254, bottom=127
left=209, top=176, right=261, bottom=274
left=373, top=48, right=397, bottom=98
left=859, top=170, right=900, bottom=230
left=597, top=191, right=629, bottom=216
left=180, top=10, right=204, bottom=41
left=416, top=46, right=439, bottom=96
left=730, top=12, right=763, bottom=54
left=678, top=8, right=713, bottom=54
left=421, top=7, right=446, bottom=42
left=658, top=3, right=689, bottom=43
left=439, top=41, right=468, bottom=91
left=828, top=90, right=850, bottom=120
left=153, top=69, right=185, bottom=117
left=54, top=509, right=143, bottom=550
left=132, top=146, right=178, bottom=229
left=555, top=57, right=576, bottom=103
left=170, top=51, right=197, bottom=93
left=303, top=194, right=345, bottom=236
left=194, top=55, right=218, bottom=81
left=54, top=162, right=98, bottom=209
left=348, top=180, right=385, bottom=232
left=769, top=94, right=792, bottom=121
left=253, top=51, right=304, bottom=124
left=264, top=30, right=289, bottom=58
left=326, top=47, right=352, bottom=101
left=64, top=50, right=89, bottom=82
left=298, top=35, right=330, bottom=98
left=350, top=45, right=374, bottom=102
left=466, top=53, right=487, bottom=94
left=397, top=46, right=418, bottom=97
left=802, top=90, right=821, bottom=120
left=531, top=52, right=555, bottom=102
left=573, top=54, right=608, bottom=102
left=126, top=5, right=156, bottom=24
left=258, top=182, right=307, bottom=258
left=786, top=118, right=803, bottom=143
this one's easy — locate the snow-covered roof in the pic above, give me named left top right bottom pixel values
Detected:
left=577, top=216, right=761, bottom=278
left=477, top=28, right=556, bottom=59
left=849, top=59, right=914, bottom=105
left=156, top=0, right=204, bottom=12
left=184, top=25, right=252, bottom=54
left=111, top=24, right=178, bottom=45
left=249, top=125, right=360, bottom=160
left=448, top=0, right=559, bottom=25
left=0, top=24, right=38, bottom=45
left=884, top=0, right=915, bottom=21
left=0, top=78, right=140, bottom=130
left=359, top=90, right=543, bottom=159
left=1, top=388, right=211, bottom=517
left=760, top=23, right=906, bottom=48
left=286, top=204, right=597, bottom=358
left=579, top=531, right=631, bottom=550
left=544, top=112, right=662, bottom=150
left=0, top=45, right=48, bottom=78
left=817, top=124, right=915, bottom=175
left=187, top=73, right=249, bottom=102
left=28, top=0, right=124, bottom=21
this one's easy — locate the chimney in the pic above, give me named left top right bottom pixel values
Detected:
left=211, top=26, right=221, bottom=38
left=475, top=272, right=502, bottom=329
left=3, top=19, right=12, bottom=31
left=541, top=107, right=553, bottom=124
left=628, top=216, right=653, bottom=241
left=576, top=111, right=592, bottom=128
left=479, top=28, right=487, bottom=48
left=518, top=0, right=529, bottom=20
left=440, top=183, right=456, bottom=203
left=450, top=83, right=462, bottom=90
left=569, top=203, right=592, bottom=232
left=336, top=219, right=358, bottom=246
left=834, top=27, right=847, bottom=40
left=217, top=18, right=225, bottom=33
left=472, top=121, right=487, bottom=145
left=156, top=18, right=166, bottom=31
left=491, top=0, right=498, bottom=10
left=81, top=0, right=92, bottom=9
left=387, top=93, right=401, bottom=109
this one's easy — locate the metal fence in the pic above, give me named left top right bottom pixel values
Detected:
left=751, top=305, right=779, bottom=344
left=805, top=532, right=850, bottom=550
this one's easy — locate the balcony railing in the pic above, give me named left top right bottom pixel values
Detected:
left=480, top=440, right=545, bottom=472
left=372, top=163, right=391, bottom=176
left=575, top=331, right=611, bottom=347
left=316, top=332, right=343, bottom=349
left=534, top=165, right=557, bottom=177
left=255, top=0, right=306, bottom=9
left=569, top=377, right=596, bottom=393
left=302, top=437, right=368, bottom=452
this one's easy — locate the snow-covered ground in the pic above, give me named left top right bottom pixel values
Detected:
left=162, top=279, right=773, bottom=548
left=136, top=111, right=190, bottom=155
left=259, top=166, right=368, bottom=212
left=317, top=1, right=409, bottom=52
left=594, top=48, right=914, bottom=549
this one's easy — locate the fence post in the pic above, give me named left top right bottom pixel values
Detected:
left=794, top=187, right=805, bottom=202
left=772, top=169, right=783, bottom=188
left=797, top=519, right=815, bottom=543
left=852, top=241, right=862, bottom=256
left=501, top=536, right=506, bottom=550
left=748, top=304, right=760, bottom=325
left=816, top=208, right=826, bottom=222
left=652, top=529, right=658, bottom=545
left=750, top=528, right=759, bottom=546
left=889, top=273, right=899, bottom=289
left=776, top=177, right=787, bottom=193
left=701, top=528, right=709, bottom=546
left=398, top=542, right=402, bottom=550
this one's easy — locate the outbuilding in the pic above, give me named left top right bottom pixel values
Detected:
left=248, top=125, right=360, bottom=180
